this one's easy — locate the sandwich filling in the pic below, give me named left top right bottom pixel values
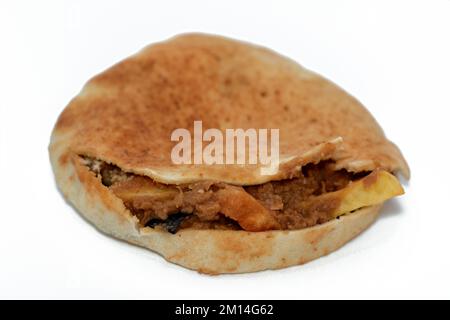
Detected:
left=82, top=156, right=403, bottom=233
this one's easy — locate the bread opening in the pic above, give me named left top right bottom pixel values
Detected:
left=81, top=156, right=373, bottom=233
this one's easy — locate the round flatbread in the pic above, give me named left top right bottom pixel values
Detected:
left=49, top=33, right=408, bottom=273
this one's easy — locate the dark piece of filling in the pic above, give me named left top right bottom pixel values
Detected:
left=82, top=157, right=367, bottom=233
left=147, top=213, right=188, bottom=234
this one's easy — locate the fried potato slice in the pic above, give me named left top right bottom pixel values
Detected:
left=111, top=176, right=179, bottom=201
left=335, top=170, right=404, bottom=217
left=306, top=170, right=404, bottom=219
left=215, top=185, right=281, bottom=232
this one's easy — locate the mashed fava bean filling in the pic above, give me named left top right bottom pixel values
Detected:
left=82, top=157, right=368, bottom=233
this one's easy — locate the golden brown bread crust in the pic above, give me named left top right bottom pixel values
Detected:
left=49, top=33, right=409, bottom=273
left=52, top=33, right=409, bottom=185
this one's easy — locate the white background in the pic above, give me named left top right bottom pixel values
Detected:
left=1, top=0, right=449, bottom=299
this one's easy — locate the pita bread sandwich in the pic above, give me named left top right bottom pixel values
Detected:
left=49, top=33, right=409, bottom=274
